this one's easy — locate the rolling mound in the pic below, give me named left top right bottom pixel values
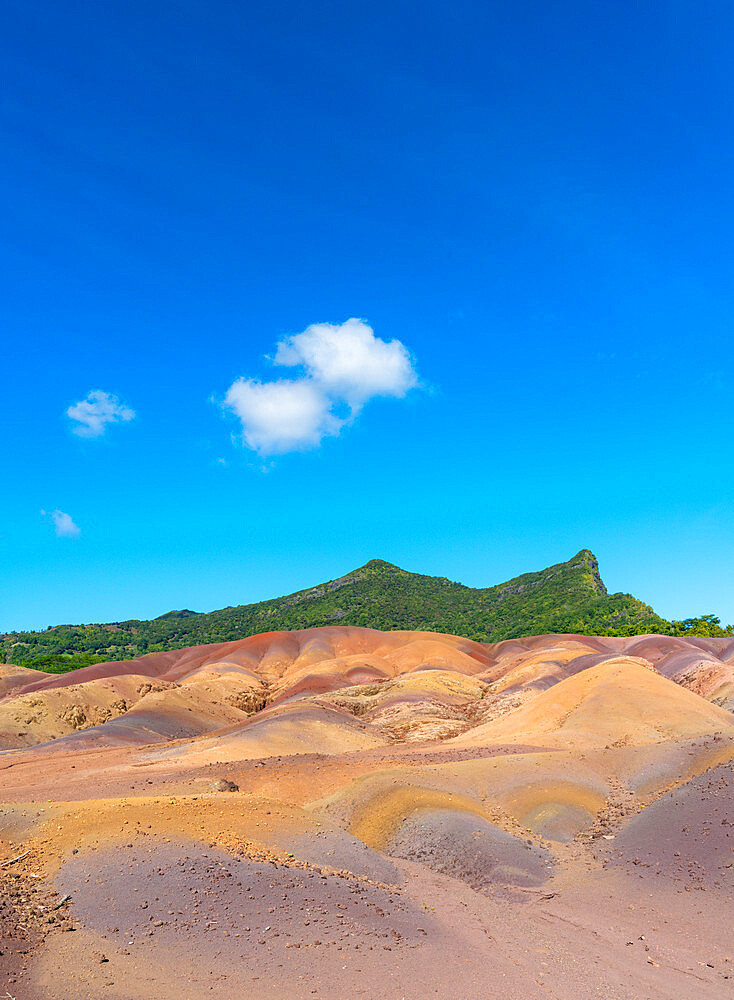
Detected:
left=450, top=656, right=734, bottom=749
left=3, top=627, right=734, bottom=753
left=2, top=624, right=734, bottom=999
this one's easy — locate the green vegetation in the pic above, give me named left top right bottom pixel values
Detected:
left=669, top=614, right=734, bottom=638
left=3, top=549, right=731, bottom=670
left=11, top=652, right=110, bottom=674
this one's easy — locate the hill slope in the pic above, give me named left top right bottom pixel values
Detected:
left=2, top=549, right=681, bottom=669
left=451, top=656, right=734, bottom=748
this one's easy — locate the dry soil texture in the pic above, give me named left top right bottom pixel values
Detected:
left=1, top=627, right=733, bottom=998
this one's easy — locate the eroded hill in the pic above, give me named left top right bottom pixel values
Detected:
left=2, top=625, right=733, bottom=998
left=4, top=549, right=696, bottom=669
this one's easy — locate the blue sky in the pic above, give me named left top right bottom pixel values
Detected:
left=2, top=0, right=733, bottom=631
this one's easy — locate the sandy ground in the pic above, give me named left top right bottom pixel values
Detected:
left=1, top=627, right=733, bottom=998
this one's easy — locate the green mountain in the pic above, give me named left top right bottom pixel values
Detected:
left=2, top=549, right=730, bottom=672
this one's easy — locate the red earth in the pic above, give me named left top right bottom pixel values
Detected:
left=1, top=627, right=732, bottom=998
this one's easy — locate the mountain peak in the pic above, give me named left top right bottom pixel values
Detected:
left=154, top=609, right=198, bottom=622
left=4, top=548, right=673, bottom=669
left=572, top=548, right=597, bottom=563
left=357, top=558, right=403, bottom=573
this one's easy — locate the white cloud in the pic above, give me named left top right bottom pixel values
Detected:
left=66, top=390, right=136, bottom=438
left=41, top=509, right=81, bottom=538
left=223, top=319, right=419, bottom=455
left=274, top=318, right=418, bottom=409
left=224, top=378, right=341, bottom=454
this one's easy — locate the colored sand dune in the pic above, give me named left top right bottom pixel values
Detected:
left=1, top=625, right=733, bottom=998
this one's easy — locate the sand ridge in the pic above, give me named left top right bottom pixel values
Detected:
left=1, top=625, right=733, bottom=998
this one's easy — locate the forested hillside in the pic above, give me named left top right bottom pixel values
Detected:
left=3, top=549, right=730, bottom=672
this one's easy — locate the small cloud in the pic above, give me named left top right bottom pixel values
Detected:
left=66, top=390, right=136, bottom=438
left=224, top=378, right=341, bottom=454
left=273, top=318, right=418, bottom=410
left=41, top=509, right=81, bottom=538
left=222, top=319, right=419, bottom=456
